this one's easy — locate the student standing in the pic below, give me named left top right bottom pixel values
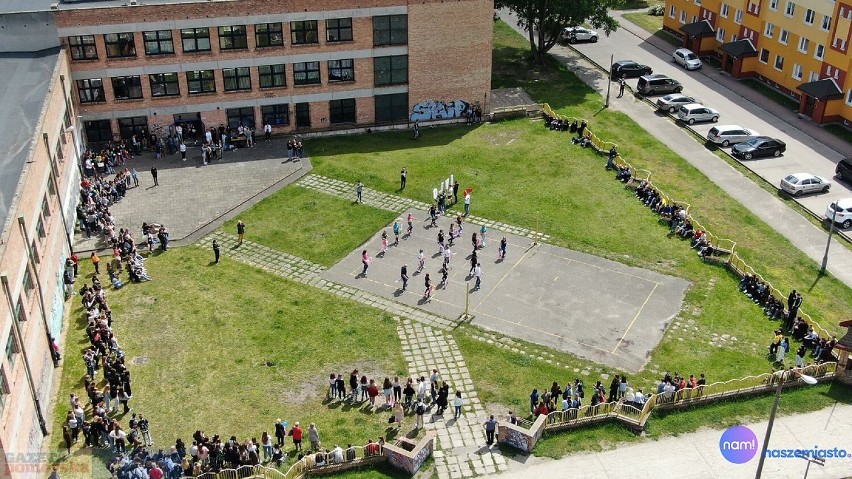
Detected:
left=264, top=122, right=272, bottom=142
left=91, top=252, right=100, bottom=274
left=180, top=142, right=187, bottom=161
left=498, top=237, right=508, bottom=259
left=151, top=166, right=158, bottom=186
left=617, top=78, right=626, bottom=98
left=212, top=240, right=220, bottom=263
left=464, top=191, right=471, bottom=216
left=356, top=181, right=364, bottom=203
left=474, top=263, right=482, bottom=290
left=400, top=264, right=409, bottom=291
left=237, top=221, right=245, bottom=244
left=453, top=391, right=464, bottom=419
left=483, top=415, right=498, bottom=446
left=400, top=167, right=407, bottom=190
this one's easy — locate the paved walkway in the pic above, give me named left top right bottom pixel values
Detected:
left=498, top=402, right=852, bottom=479
left=498, top=10, right=852, bottom=289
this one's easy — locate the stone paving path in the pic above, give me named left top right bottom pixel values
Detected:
left=297, top=174, right=551, bottom=243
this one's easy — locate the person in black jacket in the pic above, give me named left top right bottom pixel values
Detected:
left=274, top=419, right=286, bottom=447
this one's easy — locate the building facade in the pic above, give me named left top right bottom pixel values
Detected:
left=664, top=0, right=852, bottom=124
left=53, top=0, right=494, bottom=143
left=0, top=44, right=82, bottom=479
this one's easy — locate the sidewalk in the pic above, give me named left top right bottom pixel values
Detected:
left=499, top=402, right=852, bottom=479
left=498, top=10, right=852, bottom=289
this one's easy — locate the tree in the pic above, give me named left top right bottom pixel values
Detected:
left=497, top=0, right=620, bottom=65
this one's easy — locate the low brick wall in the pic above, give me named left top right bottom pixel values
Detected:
left=497, top=415, right=546, bottom=453
left=383, top=432, right=436, bottom=475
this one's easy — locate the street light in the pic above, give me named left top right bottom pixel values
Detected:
left=820, top=202, right=838, bottom=274
left=754, top=368, right=818, bottom=478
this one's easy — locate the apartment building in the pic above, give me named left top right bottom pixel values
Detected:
left=0, top=10, right=83, bottom=478
left=664, top=0, right=852, bottom=124
left=51, top=0, right=494, bottom=143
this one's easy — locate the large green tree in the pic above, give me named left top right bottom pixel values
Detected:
left=497, top=0, right=620, bottom=65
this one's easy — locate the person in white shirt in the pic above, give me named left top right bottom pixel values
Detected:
left=264, top=123, right=272, bottom=142
left=179, top=142, right=187, bottom=161
left=331, top=445, right=344, bottom=463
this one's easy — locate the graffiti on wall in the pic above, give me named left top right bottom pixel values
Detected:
left=410, top=100, right=470, bottom=122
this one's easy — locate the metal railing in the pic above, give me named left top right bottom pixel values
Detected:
left=539, top=103, right=836, bottom=345
left=181, top=446, right=379, bottom=479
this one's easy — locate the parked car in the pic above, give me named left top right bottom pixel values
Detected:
left=656, top=94, right=701, bottom=113
left=672, top=48, right=703, bottom=70
left=707, top=125, right=759, bottom=146
left=611, top=60, right=652, bottom=79
left=677, top=103, right=719, bottom=124
left=561, top=27, right=598, bottom=43
left=779, top=173, right=831, bottom=196
left=731, top=136, right=787, bottom=159
left=826, top=198, right=852, bottom=229
left=835, top=158, right=852, bottom=183
left=637, top=74, right=682, bottom=96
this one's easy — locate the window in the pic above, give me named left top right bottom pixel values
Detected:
left=716, top=28, right=726, bottom=42
left=328, top=59, right=355, bottom=82
left=374, top=55, right=408, bottom=86
left=290, top=20, right=319, bottom=45
left=373, top=15, right=407, bottom=46
left=748, top=1, right=759, bottom=14
left=5, top=331, right=17, bottom=366
left=779, top=29, right=789, bottom=44
left=798, top=36, right=809, bottom=53
left=261, top=104, right=290, bottom=126
left=104, top=32, right=136, bottom=58
left=815, top=44, right=825, bottom=60
left=258, top=64, right=286, bottom=88
left=669, top=5, right=676, bottom=18
left=143, top=30, right=174, bottom=55
left=764, top=22, right=774, bottom=37
left=181, top=28, right=211, bottom=52
left=785, top=1, right=795, bottom=16
left=293, top=61, right=321, bottom=85
left=375, top=93, right=408, bottom=123
left=55, top=137, right=64, bottom=161
left=769, top=0, right=778, bottom=10
left=679, top=10, right=686, bottom=23
left=760, top=48, right=770, bottom=63
left=76, top=78, right=104, bottom=103
left=329, top=99, right=356, bottom=124
left=150, top=73, right=180, bottom=97
left=774, top=54, right=784, bottom=70
left=731, top=34, right=738, bottom=42
left=255, top=23, right=284, bottom=47
left=84, top=120, right=112, bottom=143
left=326, top=18, right=353, bottom=42
left=0, top=369, right=8, bottom=411
left=792, top=64, right=802, bottom=80
left=187, top=70, right=216, bottom=94
left=22, top=269, right=34, bottom=295
left=804, top=8, right=815, bottom=24
left=735, top=9, right=743, bottom=23
left=822, top=15, right=832, bottom=31
left=847, top=89, right=852, bottom=105
left=35, top=215, right=46, bottom=240
left=68, top=35, right=97, bottom=60
left=41, top=195, right=51, bottom=219
left=226, top=107, right=255, bottom=129
left=223, top=67, right=252, bottom=91
left=809, top=71, right=819, bottom=82
left=295, top=102, right=311, bottom=128
left=117, top=116, right=148, bottom=140
left=111, top=76, right=143, bottom=100
left=720, top=3, right=729, bottom=17
left=218, top=25, right=248, bottom=50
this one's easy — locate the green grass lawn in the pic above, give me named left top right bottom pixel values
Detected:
left=51, top=248, right=407, bottom=470
left=222, top=186, right=397, bottom=266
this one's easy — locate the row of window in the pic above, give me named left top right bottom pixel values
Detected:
left=83, top=93, right=410, bottom=143
left=76, top=56, right=407, bottom=102
left=68, top=15, right=407, bottom=60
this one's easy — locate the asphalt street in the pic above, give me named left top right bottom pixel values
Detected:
left=498, top=10, right=852, bottom=288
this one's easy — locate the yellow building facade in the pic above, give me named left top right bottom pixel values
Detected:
left=664, top=0, right=852, bottom=124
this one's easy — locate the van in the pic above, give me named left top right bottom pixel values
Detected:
left=637, top=74, right=683, bottom=96
left=836, top=158, right=852, bottom=183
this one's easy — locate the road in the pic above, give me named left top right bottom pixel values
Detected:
left=497, top=9, right=852, bottom=289
left=571, top=12, right=852, bottom=221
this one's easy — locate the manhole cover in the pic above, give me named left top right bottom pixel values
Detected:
left=131, top=356, right=149, bottom=365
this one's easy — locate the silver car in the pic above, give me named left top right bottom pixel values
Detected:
left=707, top=125, right=759, bottom=146
left=656, top=94, right=701, bottom=113
left=673, top=48, right=702, bottom=70
left=780, top=173, right=831, bottom=197
left=677, top=103, right=720, bottom=124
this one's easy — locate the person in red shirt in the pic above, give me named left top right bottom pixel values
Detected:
left=535, top=402, right=549, bottom=416
left=367, top=380, right=380, bottom=407
left=148, top=465, right=163, bottom=479
left=290, top=422, right=303, bottom=451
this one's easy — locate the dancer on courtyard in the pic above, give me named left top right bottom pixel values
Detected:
left=443, top=246, right=453, bottom=269
left=393, top=220, right=401, bottom=245
left=469, top=250, right=478, bottom=275
left=437, top=230, right=445, bottom=254
left=361, top=250, right=371, bottom=276
left=429, top=205, right=438, bottom=227
left=417, top=249, right=425, bottom=273
left=480, top=224, right=488, bottom=247
left=448, top=224, right=456, bottom=246
left=400, top=264, right=409, bottom=291
left=423, top=274, right=433, bottom=300
left=439, top=264, right=449, bottom=287
left=380, top=231, right=389, bottom=256
left=406, top=213, right=415, bottom=237
left=498, top=237, right=507, bottom=259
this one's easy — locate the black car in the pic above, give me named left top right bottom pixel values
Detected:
left=731, top=136, right=787, bottom=159
left=611, top=60, right=653, bottom=79
left=836, top=157, right=852, bottom=182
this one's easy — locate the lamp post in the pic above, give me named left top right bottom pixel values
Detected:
left=605, top=54, right=613, bottom=108
left=820, top=202, right=838, bottom=274
left=754, top=368, right=818, bottom=478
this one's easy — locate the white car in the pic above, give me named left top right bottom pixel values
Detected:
left=677, top=103, right=720, bottom=124
left=673, top=48, right=702, bottom=70
left=562, top=27, right=598, bottom=43
left=826, top=198, right=852, bottom=229
left=779, top=173, right=831, bottom=197
left=707, top=125, right=760, bottom=146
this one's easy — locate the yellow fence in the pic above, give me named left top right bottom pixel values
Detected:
left=541, top=103, right=834, bottom=343
left=540, top=362, right=837, bottom=431
left=183, top=446, right=378, bottom=479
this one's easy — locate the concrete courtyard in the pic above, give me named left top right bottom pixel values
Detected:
left=323, top=210, right=690, bottom=372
